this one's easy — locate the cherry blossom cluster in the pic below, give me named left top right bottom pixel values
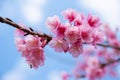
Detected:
left=73, top=56, right=104, bottom=80
left=73, top=52, right=118, bottom=80
left=14, top=28, right=46, bottom=68
left=70, top=24, right=120, bottom=80
left=46, top=8, right=104, bottom=57
left=0, top=8, right=120, bottom=80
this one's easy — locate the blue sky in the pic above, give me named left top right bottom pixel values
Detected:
left=0, top=0, right=120, bottom=80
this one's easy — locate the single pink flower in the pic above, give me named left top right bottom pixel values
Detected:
left=49, top=38, right=69, bottom=52
left=87, top=14, right=101, bottom=28
left=61, top=71, right=69, bottom=80
left=56, top=24, right=67, bottom=38
left=46, top=15, right=61, bottom=32
left=65, top=26, right=80, bottom=44
left=81, top=28, right=93, bottom=43
left=69, top=42, right=83, bottom=57
left=74, top=14, right=84, bottom=26
left=62, top=8, right=77, bottom=22
left=24, top=35, right=40, bottom=47
left=92, top=31, right=104, bottom=44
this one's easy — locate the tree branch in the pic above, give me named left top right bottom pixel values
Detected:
left=0, top=16, right=120, bottom=50
left=96, top=43, right=120, bottom=50
left=0, top=16, right=52, bottom=43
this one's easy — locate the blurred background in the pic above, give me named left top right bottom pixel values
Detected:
left=0, top=0, right=120, bottom=80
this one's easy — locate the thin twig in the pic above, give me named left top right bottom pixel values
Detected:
left=0, top=16, right=52, bottom=43
left=97, top=43, right=120, bottom=50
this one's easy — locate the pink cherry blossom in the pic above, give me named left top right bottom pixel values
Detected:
left=15, top=37, right=25, bottom=46
left=14, top=37, right=26, bottom=53
left=92, top=31, right=105, bottom=44
left=87, top=14, right=101, bottom=28
left=73, top=14, right=84, bottom=26
left=69, top=40, right=83, bottom=57
left=104, top=24, right=116, bottom=40
left=81, top=28, right=93, bottom=43
left=65, top=26, right=80, bottom=44
left=15, top=29, right=46, bottom=68
left=62, top=8, right=77, bottom=22
left=56, top=24, right=67, bottom=38
left=26, top=47, right=45, bottom=68
left=49, top=38, right=69, bottom=52
left=46, top=15, right=61, bottom=32
left=61, top=71, right=69, bottom=80
left=87, top=57, right=100, bottom=68
left=24, top=35, right=41, bottom=47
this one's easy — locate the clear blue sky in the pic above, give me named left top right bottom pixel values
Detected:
left=0, top=0, right=120, bottom=80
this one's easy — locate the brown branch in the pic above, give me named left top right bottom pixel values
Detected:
left=101, top=57, right=120, bottom=68
left=0, top=16, right=120, bottom=50
left=96, top=43, right=120, bottom=50
left=0, top=16, right=52, bottom=43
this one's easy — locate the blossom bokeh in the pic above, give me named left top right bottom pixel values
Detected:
left=0, top=0, right=120, bottom=80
